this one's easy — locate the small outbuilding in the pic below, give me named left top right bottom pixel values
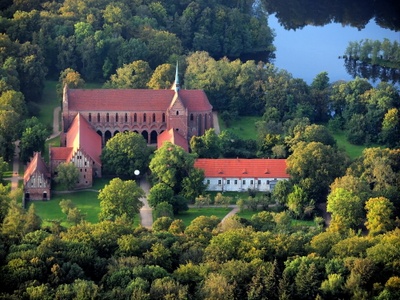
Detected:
left=23, top=152, right=51, bottom=201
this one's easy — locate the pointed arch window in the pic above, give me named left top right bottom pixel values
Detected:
left=162, top=113, right=165, bottom=122
left=106, top=113, right=109, bottom=122
left=88, top=113, right=92, bottom=122
left=176, top=111, right=179, bottom=115
left=134, top=113, right=137, bottom=122
left=125, top=113, right=128, bottom=122
left=152, top=113, right=156, bottom=122
left=115, top=113, right=118, bottom=122
left=143, top=113, right=147, bottom=122
left=97, top=113, right=100, bottom=122
left=190, top=114, right=194, bottom=121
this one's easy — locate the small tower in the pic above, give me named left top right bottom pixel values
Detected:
left=168, top=62, right=188, bottom=138
left=171, top=62, right=180, bottom=92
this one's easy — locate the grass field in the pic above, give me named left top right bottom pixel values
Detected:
left=31, top=177, right=115, bottom=228
left=43, top=135, right=60, bottom=163
left=175, top=207, right=232, bottom=226
left=218, top=115, right=260, bottom=140
left=30, top=191, right=100, bottom=227
left=217, top=114, right=370, bottom=159
left=332, top=130, right=367, bottom=159
left=38, top=81, right=59, bottom=128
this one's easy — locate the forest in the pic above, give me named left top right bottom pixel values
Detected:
left=1, top=0, right=400, bottom=299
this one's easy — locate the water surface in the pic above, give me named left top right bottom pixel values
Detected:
left=269, top=15, right=400, bottom=83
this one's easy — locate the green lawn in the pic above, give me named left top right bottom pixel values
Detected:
left=218, top=115, right=260, bottom=140
left=175, top=207, right=232, bottom=226
left=38, top=80, right=59, bottom=128
left=332, top=130, right=366, bottom=159
left=44, top=135, right=60, bottom=163
left=30, top=191, right=100, bottom=227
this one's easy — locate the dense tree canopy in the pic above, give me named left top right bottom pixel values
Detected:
left=149, top=142, right=205, bottom=201
left=287, top=141, right=348, bottom=202
left=98, top=178, right=144, bottom=222
left=55, top=162, right=79, bottom=190
left=101, top=132, right=151, bottom=178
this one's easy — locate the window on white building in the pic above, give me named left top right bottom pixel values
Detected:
left=218, top=180, right=221, bottom=185
left=258, top=180, right=261, bottom=185
left=243, top=180, right=246, bottom=184
left=250, top=180, right=253, bottom=185
left=234, top=180, right=237, bottom=185
left=227, top=180, right=230, bottom=184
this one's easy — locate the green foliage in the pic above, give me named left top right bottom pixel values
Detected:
left=153, top=202, right=174, bottom=219
left=104, top=60, right=152, bottom=89
left=365, top=197, right=395, bottom=236
left=59, top=199, right=86, bottom=225
left=147, top=63, right=174, bottom=89
left=19, top=117, right=49, bottom=163
left=327, top=188, right=364, bottom=232
left=98, top=178, right=144, bottom=222
left=55, top=162, right=79, bottom=190
left=190, top=128, right=220, bottom=158
left=150, top=142, right=205, bottom=199
left=152, top=216, right=173, bottom=232
left=0, top=157, right=8, bottom=183
left=148, top=183, right=174, bottom=209
left=101, top=132, right=151, bottom=178
left=287, top=141, right=348, bottom=202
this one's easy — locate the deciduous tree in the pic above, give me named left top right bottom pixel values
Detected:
left=104, top=60, right=151, bottom=89
left=98, top=178, right=144, bottom=222
left=327, top=188, right=364, bottom=232
left=365, top=197, right=394, bottom=236
left=150, top=142, right=205, bottom=197
left=101, top=132, right=151, bottom=178
left=55, top=162, right=79, bottom=190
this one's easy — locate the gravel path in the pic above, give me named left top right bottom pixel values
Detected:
left=138, top=178, right=153, bottom=229
left=47, top=106, right=61, bottom=140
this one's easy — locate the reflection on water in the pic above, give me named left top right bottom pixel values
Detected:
left=268, top=14, right=400, bottom=84
left=343, top=58, right=400, bottom=84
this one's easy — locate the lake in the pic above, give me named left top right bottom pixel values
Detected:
left=268, top=14, right=400, bottom=84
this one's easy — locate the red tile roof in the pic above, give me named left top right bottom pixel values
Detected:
left=66, top=113, right=102, bottom=165
left=194, top=158, right=289, bottom=179
left=24, top=152, right=49, bottom=184
left=67, top=89, right=212, bottom=112
left=158, top=129, right=189, bottom=152
left=50, top=147, right=73, bottom=160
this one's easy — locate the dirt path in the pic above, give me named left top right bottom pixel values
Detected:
left=221, top=206, right=240, bottom=223
left=138, top=178, right=153, bottom=229
left=47, top=106, right=61, bottom=140
left=5, top=141, right=21, bottom=191
left=213, top=112, right=220, bottom=134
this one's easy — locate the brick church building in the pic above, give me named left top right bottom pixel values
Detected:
left=61, top=67, right=213, bottom=147
left=45, top=66, right=213, bottom=188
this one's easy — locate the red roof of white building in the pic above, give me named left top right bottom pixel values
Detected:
left=157, top=128, right=189, bottom=152
left=66, top=89, right=212, bottom=112
left=194, top=158, right=289, bottom=179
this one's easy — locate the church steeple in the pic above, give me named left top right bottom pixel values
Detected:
left=174, top=61, right=180, bottom=92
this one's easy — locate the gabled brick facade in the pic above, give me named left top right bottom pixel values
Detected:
left=24, top=152, right=51, bottom=200
left=50, top=113, right=102, bottom=188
